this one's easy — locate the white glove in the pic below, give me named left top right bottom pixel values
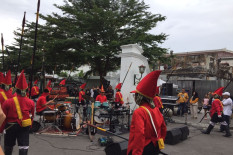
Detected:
left=218, top=115, right=222, bottom=118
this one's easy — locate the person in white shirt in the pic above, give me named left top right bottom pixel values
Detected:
left=220, top=92, right=233, bottom=132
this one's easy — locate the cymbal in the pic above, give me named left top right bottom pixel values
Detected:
left=82, top=95, right=95, bottom=102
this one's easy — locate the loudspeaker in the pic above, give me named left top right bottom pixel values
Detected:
left=165, top=128, right=182, bottom=145
left=105, top=141, right=128, bottom=155
left=161, top=83, right=173, bottom=96
left=179, top=126, right=189, bottom=140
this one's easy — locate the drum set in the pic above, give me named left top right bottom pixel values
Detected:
left=38, top=101, right=79, bottom=133
left=35, top=96, right=130, bottom=135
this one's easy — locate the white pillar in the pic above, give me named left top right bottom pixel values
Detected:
left=119, top=44, right=150, bottom=111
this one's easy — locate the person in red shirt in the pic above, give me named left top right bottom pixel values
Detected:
left=115, top=83, right=124, bottom=105
left=30, top=80, right=40, bottom=99
left=129, top=71, right=166, bottom=155
left=0, top=72, right=4, bottom=92
left=0, top=70, right=35, bottom=155
left=0, top=70, right=15, bottom=105
left=153, top=86, right=163, bottom=113
left=95, top=85, right=107, bottom=104
left=36, top=89, right=54, bottom=115
left=46, top=80, right=52, bottom=93
left=202, top=87, right=231, bottom=137
left=79, top=83, right=86, bottom=105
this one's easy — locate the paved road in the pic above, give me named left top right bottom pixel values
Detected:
left=1, top=110, right=232, bottom=155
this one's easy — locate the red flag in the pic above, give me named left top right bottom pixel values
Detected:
left=59, top=79, right=66, bottom=86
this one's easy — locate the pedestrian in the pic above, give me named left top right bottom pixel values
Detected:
left=189, top=91, right=199, bottom=119
left=93, top=86, right=100, bottom=100
left=0, top=70, right=35, bottom=155
left=220, top=92, right=233, bottom=132
left=90, top=86, right=94, bottom=98
left=202, top=87, right=231, bottom=137
left=128, top=71, right=167, bottom=155
left=177, top=88, right=189, bottom=116
left=202, top=94, right=210, bottom=120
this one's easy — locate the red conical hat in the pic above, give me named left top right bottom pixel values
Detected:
left=156, top=86, right=160, bottom=95
left=15, top=70, right=28, bottom=90
left=115, top=83, right=122, bottom=90
left=4, top=70, right=12, bottom=85
left=59, top=79, right=66, bottom=86
left=34, top=80, right=38, bottom=85
left=131, top=70, right=161, bottom=99
left=0, top=72, right=4, bottom=84
left=101, top=85, right=105, bottom=92
left=80, top=83, right=86, bottom=89
left=213, top=87, right=224, bottom=96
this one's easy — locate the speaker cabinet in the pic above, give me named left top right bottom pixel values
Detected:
left=179, top=126, right=189, bottom=140
left=105, top=141, right=128, bottom=155
left=165, top=128, right=182, bottom=145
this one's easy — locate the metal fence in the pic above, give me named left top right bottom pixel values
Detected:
left=170, top=79, right=233, bottom=101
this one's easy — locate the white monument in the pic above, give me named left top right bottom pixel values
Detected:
left=119, top=44, right=150, bottom=111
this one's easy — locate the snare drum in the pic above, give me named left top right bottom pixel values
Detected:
left=58, top=104, right=68, bottom=112
left=102, top=102, right=109, bottom=108
left=94, top=101, right=101, bottom=108
left=43, top=111, right=57, bottom=122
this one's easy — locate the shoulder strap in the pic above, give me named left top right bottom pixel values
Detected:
left=156, top=96, right=163, bottom=108
left=140, top=106, right=158, bottom=137
left=1, top=91, right=8, bottom=101
left=13, top=97, right=23, bottom=120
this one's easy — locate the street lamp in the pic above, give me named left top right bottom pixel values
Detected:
left=134, top=65, right=146, bottom=85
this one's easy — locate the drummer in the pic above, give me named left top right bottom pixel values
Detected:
left=95, top=85, right=107, bottom=104
left=79, top=83, right=86, bottom=105
left=115, top=83, right=124, bottom=107
left=36, top=89, right=55, bottom=115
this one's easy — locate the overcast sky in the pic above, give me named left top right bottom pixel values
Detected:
left=0, top=0, right=233, bottom=53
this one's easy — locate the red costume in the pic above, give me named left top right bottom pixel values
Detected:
left=0, top=70, right=15, bottom=105
left=36, top=93, right=52, bottom=113
left=79, top=83, right=86, bottom=103
left=96, top=85, right=107, bottom=103
left=115, top=83, right=124, bottom=105
left=31, top=80, right=39, bottom=97
left=0, top=72, right=4, bottom=91
left=96, top=95, right=107, bottom=103
left=46, top=80, right=52, bottom=93
left=153, top=96, right=163, bottom=109
left=79, top=91, right=85, bottom=103
left=210, top=99, right=223, bottom=117
left=128, top=71, right=167, bottom=155
left=0, top=70, right=35, bottom=133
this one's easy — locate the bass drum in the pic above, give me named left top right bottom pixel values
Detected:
left=63, top=113, right=80, bottom=131
left=94, top=109, right=108, bottom=124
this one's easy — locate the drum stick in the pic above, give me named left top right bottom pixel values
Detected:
left=86, top=123, right=129, bottom=141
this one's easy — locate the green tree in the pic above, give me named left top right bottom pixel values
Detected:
left=40, top=0, right=167, bottom=84
left=7, top=0, right=168, bottom=84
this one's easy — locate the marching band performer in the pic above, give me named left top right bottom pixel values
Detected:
left=0, top=70, right=35, bottom=155
left=0, top=72, right=4, bottom=92
left=79, top=83, right=86, bottom=105
left=36, top=89, right=54, bottom=114
left=46, top=80, right=52, bottom=93
left=30, top=80, right=40, bottom=99
left=115, top=83, right=124, bottom=105
left=0, top=70, right=15, bottom=105
left=153, top=86, right=163, bottom=113
left=95, top=85, right=107, bottom=104
left=202, top=87, right=231, bottom=137
left=128, top=71, right=167, bottom=155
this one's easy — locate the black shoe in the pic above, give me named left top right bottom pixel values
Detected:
left=223, top=126, right=232, bottom=137
left=202, top=125, right=214, bottom=134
